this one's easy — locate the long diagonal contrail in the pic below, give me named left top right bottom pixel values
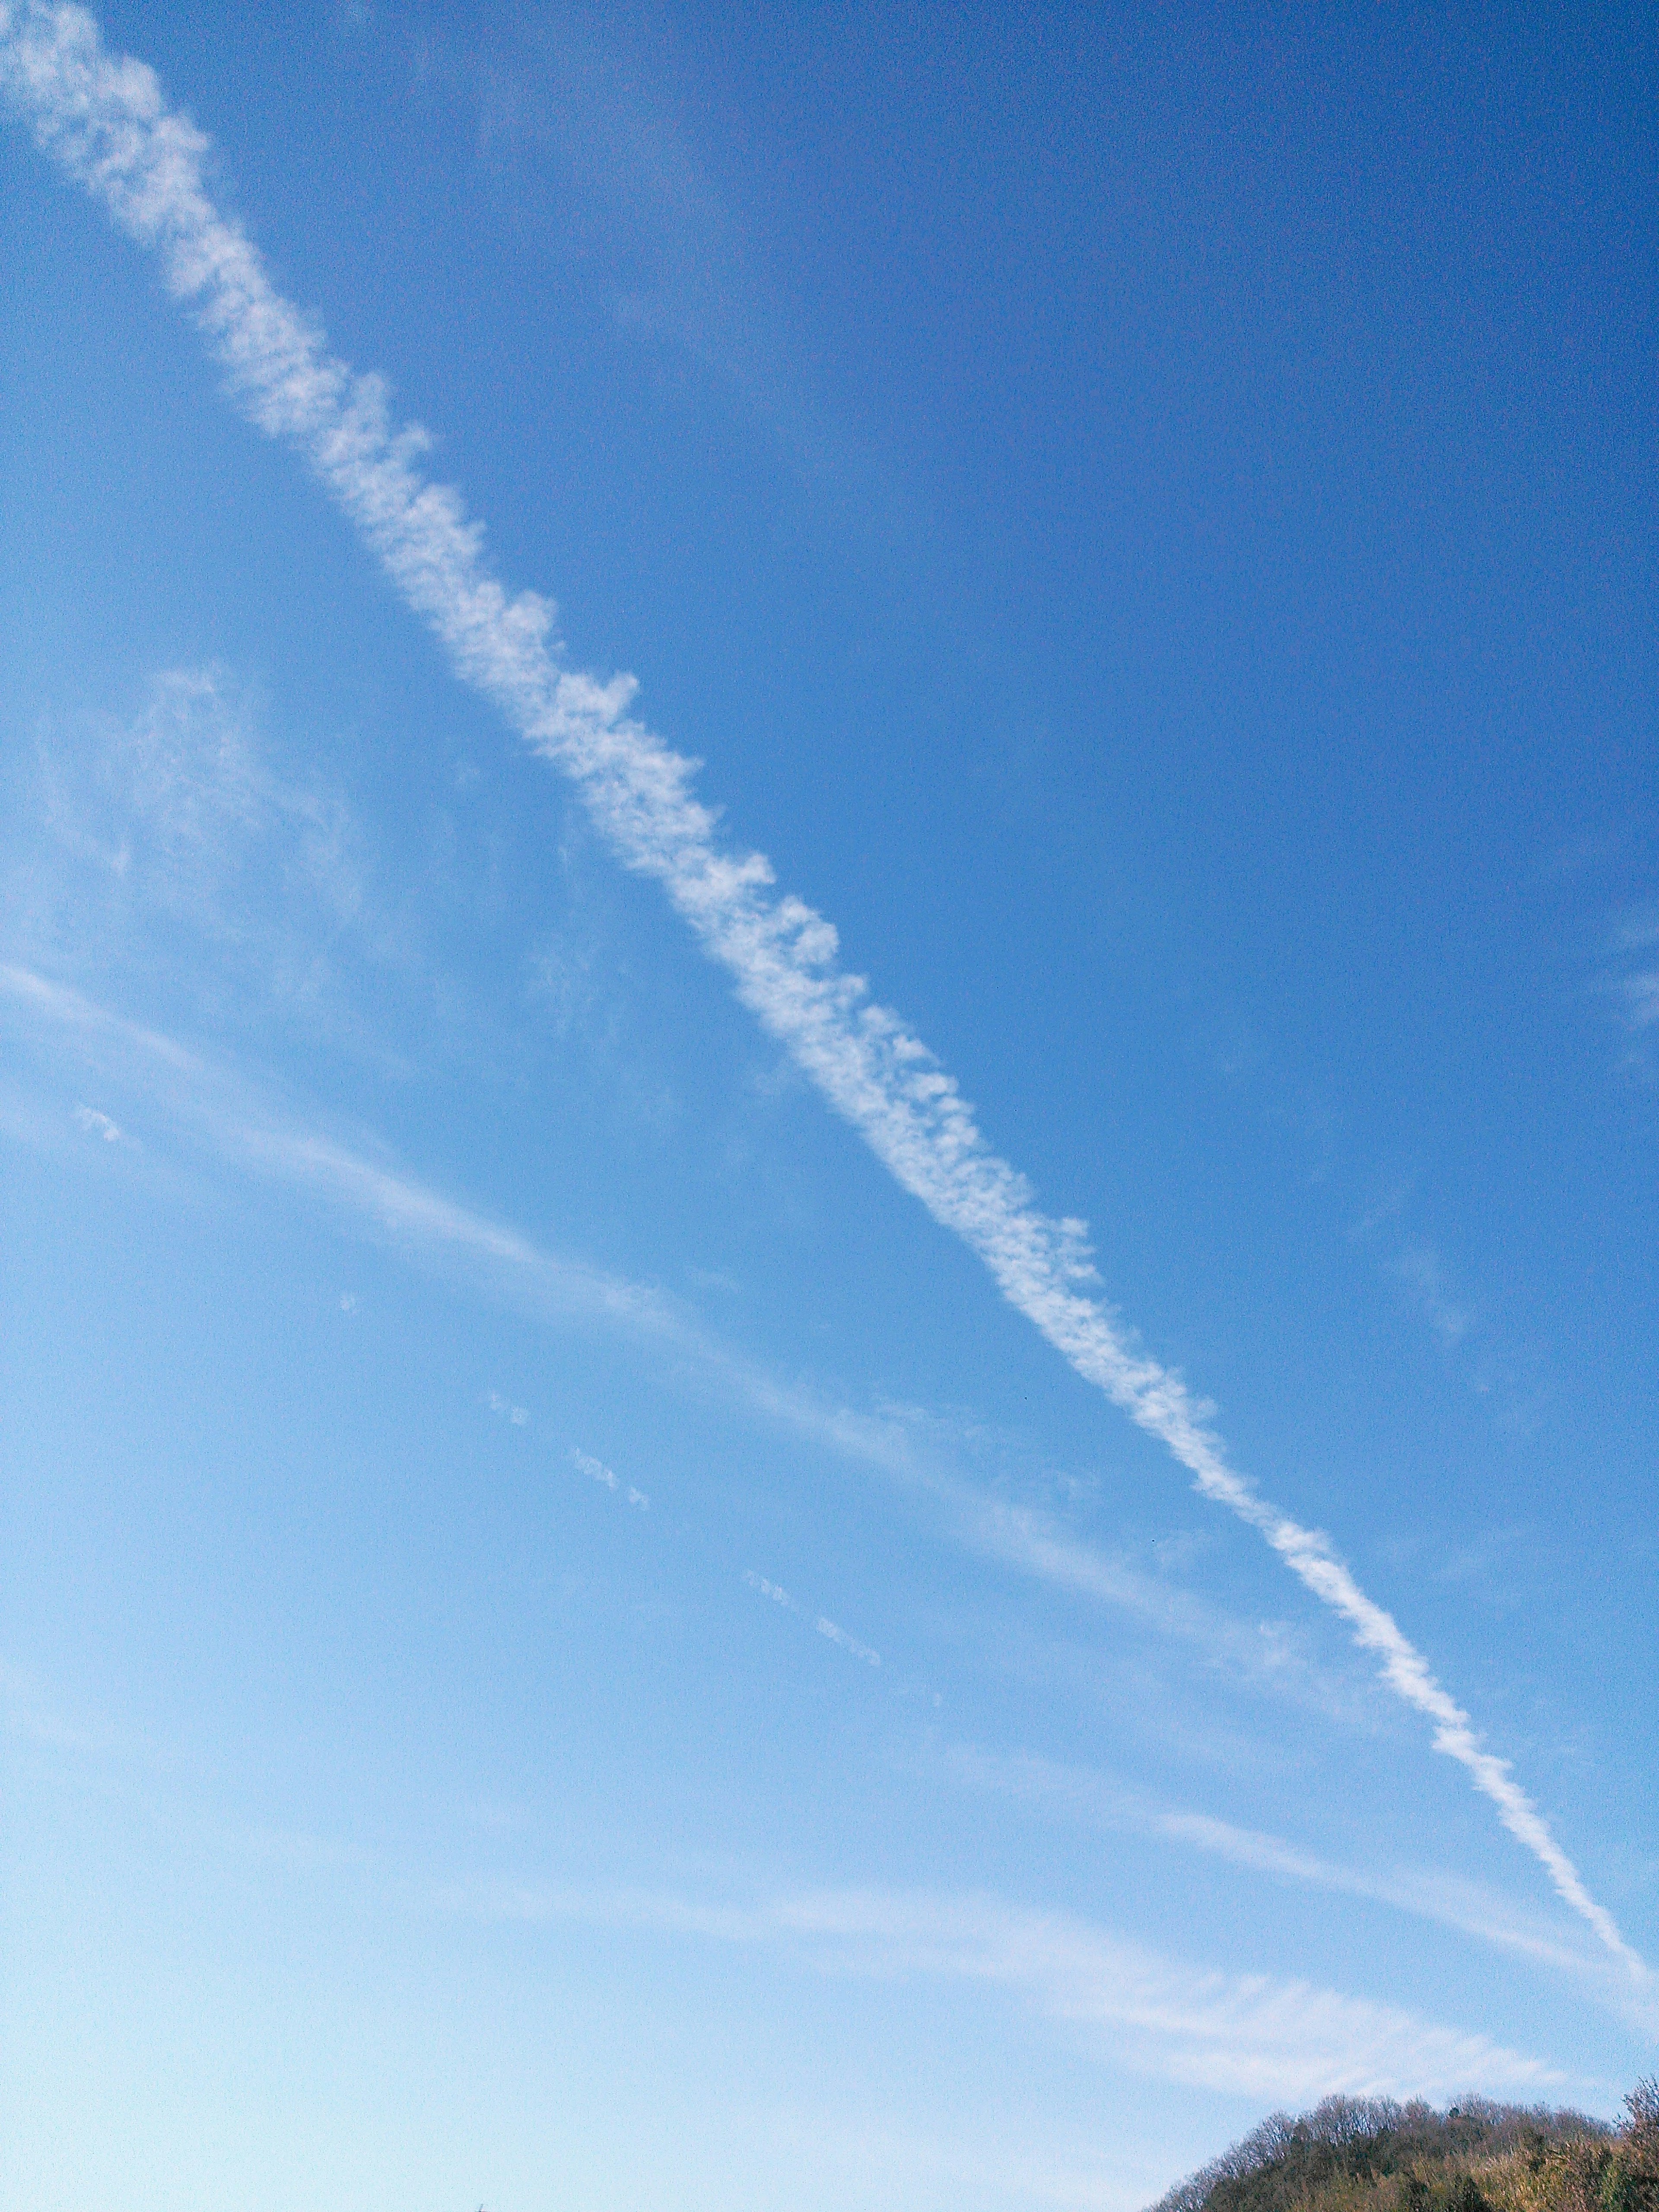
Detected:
left=1, top=0, right=1642, bottom=1978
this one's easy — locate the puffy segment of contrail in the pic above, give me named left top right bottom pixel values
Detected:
left=0, top=1, right=1641, bottom=1977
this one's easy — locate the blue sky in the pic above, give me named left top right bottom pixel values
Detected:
left=2, top=3, right=1656, bottom=2206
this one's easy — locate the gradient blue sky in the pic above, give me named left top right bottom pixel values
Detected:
left=2, top=5, right=1656, bottom=2208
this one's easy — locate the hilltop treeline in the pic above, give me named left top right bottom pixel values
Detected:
left=1149, top=2082, right=1659, bottom=2212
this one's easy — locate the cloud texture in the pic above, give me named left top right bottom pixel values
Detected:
left=448, top=1877, right=1565, bottom=2105
left=0, top=0, right=1640, bottom=1976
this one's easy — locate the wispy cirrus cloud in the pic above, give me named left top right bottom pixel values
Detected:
left=452, top=8, right=922, bottom=560
left=1388, top=1243, right=1474, bottom=1352
left=744, top=1570, right=794, bottom=1609
left=74, top=1101, right=126, bottom=1143
left=0, top=958, right=680, bottom=1343
left=443, top=1875, right=1567, bottom=2104
left=0, top=961, right=1367, bottom=1740
left=1350, top=1187, right=1541, bottom=1429
left=744, top=1570, right=882, bottom=1669
left=572, top=1446, right=648, bottom=1509
left=8, top=1645, right=1570, bottom=2165
left=10, top=664, right=387, bottom=1020
left=0, top=1658, right=148, bottom=1761
left=935, top=1744, right=1658, bottom=2027
left=7, top=962, right=1648, bottom=2033
left=1603, top=910, right=1659, bottom=1064
left=482, top=1395, right=650, bottom=1509
left=0, top=1, right=1640, bottom=1980
left=817, top=1616, right=881, bottom=1667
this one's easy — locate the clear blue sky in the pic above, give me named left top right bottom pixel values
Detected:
left=2, top=4, right=1655, bottom=2207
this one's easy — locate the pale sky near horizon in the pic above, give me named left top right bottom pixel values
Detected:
left=2, top=5, right=1656, bottom=2208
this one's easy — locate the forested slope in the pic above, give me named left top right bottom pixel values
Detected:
left=1148, top=2083, right=1659, bottom=2212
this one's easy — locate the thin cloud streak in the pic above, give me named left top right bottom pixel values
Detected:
left=0, top=960, right=1376, bottom=1736
left=569, top=1445, right=647, bottom=1507
left=0, top=2, right=1638, bottom=1977
left=938, top=1745, right=1659, bottom=2025
left=74, top=1101, right=125, bottom=1142
left=7, top=969, right=1651, bottom=2037
left=743, top=1571, right=880, bottom=1668
left=441, top=1876, right=1566, bottom=2104
left=744, top=1571, right=795, bottom=1609
left=816, top=1616, right=881, bottom=1668
left=0, top=958, right=680, bottom=1343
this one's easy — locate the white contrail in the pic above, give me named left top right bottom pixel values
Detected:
left=0, top=1, right=1641, bottom=1977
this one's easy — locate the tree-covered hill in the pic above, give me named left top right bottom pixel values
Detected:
left=1148, top=2083, right=1659, bottom=2212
